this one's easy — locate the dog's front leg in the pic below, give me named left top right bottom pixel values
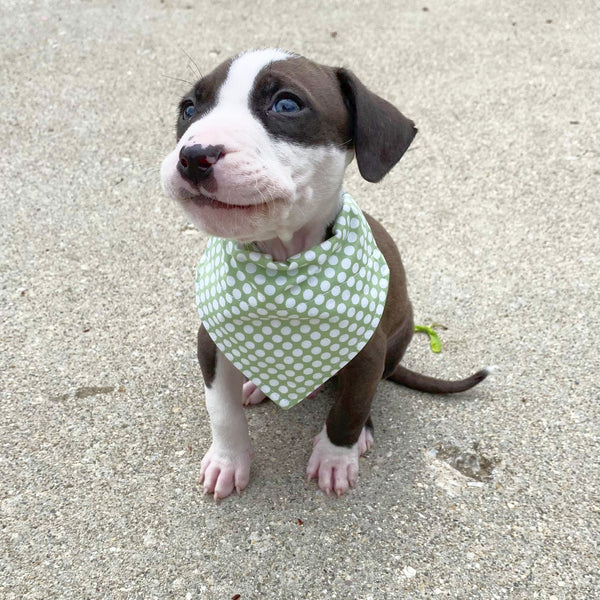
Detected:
left=307, top=331, right=386, bottom=496
left=197, top=326, right=253, bottom=499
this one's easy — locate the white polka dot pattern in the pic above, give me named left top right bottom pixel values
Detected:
left=195, top=193, right=389, bottom=409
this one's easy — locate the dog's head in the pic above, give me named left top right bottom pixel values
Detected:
left=160, top=49, right=416, bottom=243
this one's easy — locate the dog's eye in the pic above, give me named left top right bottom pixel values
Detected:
left=271, top=97, right=301, bottom=114
left=182, top=102, right=196, bottom=120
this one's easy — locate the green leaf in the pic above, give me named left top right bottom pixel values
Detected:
left=414, top=324, right=443, bottom=353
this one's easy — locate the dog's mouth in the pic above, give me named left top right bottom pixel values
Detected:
left=183, top=192, right=266, bottom=211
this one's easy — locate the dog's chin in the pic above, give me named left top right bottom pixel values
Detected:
left=178, top=194, right=286, bottom=242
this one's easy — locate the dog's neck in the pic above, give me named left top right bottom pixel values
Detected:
left=251, top=194, right=343, bottom=262
left=253, top=222, right=329, bottom=262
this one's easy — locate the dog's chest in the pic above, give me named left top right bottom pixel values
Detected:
left=195, top=193, right=390, bottom=407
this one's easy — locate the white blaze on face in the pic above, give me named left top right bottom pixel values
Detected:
left=218, top=48, right=292, bottom=107
left=160, top=49, right=349, bottom=244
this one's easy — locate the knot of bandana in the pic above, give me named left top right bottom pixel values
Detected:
left=195, top=193, right=389, bottom=408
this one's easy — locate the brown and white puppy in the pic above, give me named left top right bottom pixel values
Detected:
left=161, top=49, right=489, bottom=499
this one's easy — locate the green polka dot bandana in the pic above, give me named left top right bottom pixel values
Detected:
left=195, top=192, right=390, bottom=409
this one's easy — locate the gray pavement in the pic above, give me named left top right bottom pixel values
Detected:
left=1, top=1, right=599, bottom=598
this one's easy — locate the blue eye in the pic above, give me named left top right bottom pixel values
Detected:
left=182, top=103, right=195, bottom=119
left=271, top=97, right=301, bottom=114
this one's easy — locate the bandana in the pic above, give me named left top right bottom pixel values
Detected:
left=195, top=192, right=389, bottom=409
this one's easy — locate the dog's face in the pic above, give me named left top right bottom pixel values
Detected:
left=160, top=49, right=417, bottom=243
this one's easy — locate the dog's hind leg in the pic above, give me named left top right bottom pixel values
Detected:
left=242, top=379, right=268, bottom=406
left=382, top=310, right=415, bottom=380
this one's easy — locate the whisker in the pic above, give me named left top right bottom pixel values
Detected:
left=182, top=49, right=203, bottom=79
left=334, top=138, right=353, bottom=149
left=161, top=73, right=193, bottom=86
left=140, top=166, right=159, bottom=177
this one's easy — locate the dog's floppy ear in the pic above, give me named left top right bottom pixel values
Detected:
left=336, top=68, right=417, bottom=183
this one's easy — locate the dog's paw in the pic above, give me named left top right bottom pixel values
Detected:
left=242, top=381, right=324, bottom=406
left=199, top=444, right=253, bottom=500
left=242, top=380, right=268, bottom=406
left=357, top=426, right=374, bottom=456
left=306, top=426, right=371, bottom=496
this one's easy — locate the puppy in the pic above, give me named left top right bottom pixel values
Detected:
left=160, top=49, right=489, bottom=499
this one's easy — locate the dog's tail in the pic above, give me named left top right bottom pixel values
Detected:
left=387, top=364, right=494, bottom=394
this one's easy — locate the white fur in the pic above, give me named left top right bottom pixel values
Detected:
left=218, top=48, right=292, bottom=107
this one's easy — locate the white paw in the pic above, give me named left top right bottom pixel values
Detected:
left=306, top=426, right=372, bottom=496
left=242, top=380, right=268, bottom=406
left=242, top=381, right=324, bottom=406
left=199, top=443, right=253, bottom=500
left=357, top=426, right=374, bottom=456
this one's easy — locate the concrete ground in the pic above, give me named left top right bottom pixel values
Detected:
left=1, top=1, right=598, bottom=598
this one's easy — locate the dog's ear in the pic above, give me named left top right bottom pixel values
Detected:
left=336, top=68, right=417, bottom=183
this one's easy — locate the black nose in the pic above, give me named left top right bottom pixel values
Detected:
left=177, top=144, right=224, bottom=185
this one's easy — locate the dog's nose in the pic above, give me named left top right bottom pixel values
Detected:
left=177, top=144, right=224, bottom=184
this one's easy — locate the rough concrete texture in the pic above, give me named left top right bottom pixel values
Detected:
left=1, top=1, right=599, bottom=598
